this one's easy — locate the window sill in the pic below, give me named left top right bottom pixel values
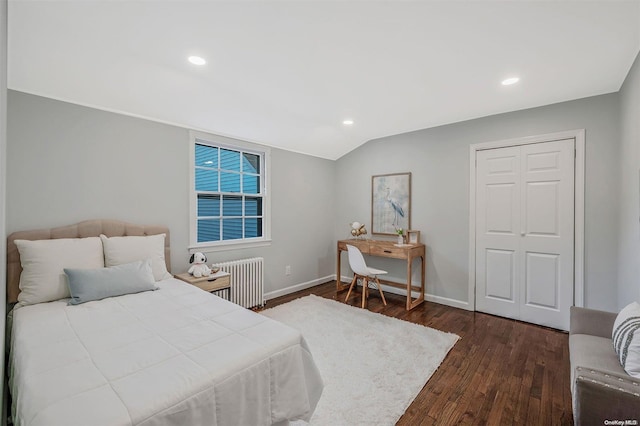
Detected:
left=188, top=239, right=272, bottom=254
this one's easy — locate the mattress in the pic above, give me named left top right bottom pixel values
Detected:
left=9, top=278, right=323, bottom=426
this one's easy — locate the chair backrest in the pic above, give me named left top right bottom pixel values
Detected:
left=346, top=244, right=370, bottom=276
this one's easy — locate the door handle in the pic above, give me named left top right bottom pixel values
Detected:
left=520, top=232, right=525, bottom=237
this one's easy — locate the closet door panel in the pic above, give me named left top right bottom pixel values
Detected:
left=475, top=147, right=521, bottom=320
left=520, top=139, right=574, bottom=330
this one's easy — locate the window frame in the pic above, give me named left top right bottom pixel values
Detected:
left=189, top=130, right=271, bottom=252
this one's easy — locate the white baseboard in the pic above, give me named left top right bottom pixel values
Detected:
left=424, top=293, right=471, bottom=311
left=267, top=274, right=471, bottom=311
left=340, top=275, right=470, bottom=310
left=264, top=275, right=335, bottom=301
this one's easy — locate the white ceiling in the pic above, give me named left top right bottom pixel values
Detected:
left=8, top=1, right=640, bottom=160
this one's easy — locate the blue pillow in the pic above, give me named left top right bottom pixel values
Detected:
left=64, top=259, right=158, bottom=305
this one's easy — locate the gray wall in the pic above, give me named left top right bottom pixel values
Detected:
left=335, top=93, right=621, bottom=312
left=618, top=51, right=640, bottom=308
left=6, top=90, right=336, bottom=296
left=5, top=82, right=630, bottom=314
left=1, top=0, right=7, bottom=418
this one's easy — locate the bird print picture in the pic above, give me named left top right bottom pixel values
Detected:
left=371, top=172, right=411, bottom=235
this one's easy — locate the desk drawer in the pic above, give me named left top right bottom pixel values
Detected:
left=369, top=245, right=406, bottom=259
left=338, top=240, right=370, bottom=253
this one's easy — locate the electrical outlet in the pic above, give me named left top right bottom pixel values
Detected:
left=285, top=265, right=291, bottom=275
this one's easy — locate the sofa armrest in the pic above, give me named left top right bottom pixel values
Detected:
left=574, top=367, right=640, bottom=425
left=570, top=306, right=616, bottom=338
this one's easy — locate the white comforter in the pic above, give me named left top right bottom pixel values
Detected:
left=9, top=278, right=323, bottom=426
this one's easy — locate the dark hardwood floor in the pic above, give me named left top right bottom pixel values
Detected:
left=266, top=281, right=573, bottom=426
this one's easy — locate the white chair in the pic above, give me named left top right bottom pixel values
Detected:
left=345, top=244, right=388, bottom=308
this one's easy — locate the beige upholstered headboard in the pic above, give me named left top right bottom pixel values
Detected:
left=6, top=219, right=171, bottom=304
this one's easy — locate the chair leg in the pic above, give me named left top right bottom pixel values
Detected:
left=345, top=274, right=358, bottom=302
left=361, top=277, right=368, bottom=309
left=375, top=276, right=387, bottom=306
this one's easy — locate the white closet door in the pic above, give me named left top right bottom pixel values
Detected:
left=518, top=140, right=574, bottom=329
left=475, top=146, right=521, bottom=320
left=475, top=139, right=574, bottom=330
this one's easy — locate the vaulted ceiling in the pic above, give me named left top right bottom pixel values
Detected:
left=8, top=1, right=640, bottom=160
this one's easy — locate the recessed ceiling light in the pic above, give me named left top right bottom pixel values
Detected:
left=188, top=56, right=206, bottom=65
left=502, top=77, right=520, bottom=86
left=342, top=119, right=354, bottom=126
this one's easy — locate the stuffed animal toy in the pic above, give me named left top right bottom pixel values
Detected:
left=188, top=252, right=211, bottom=278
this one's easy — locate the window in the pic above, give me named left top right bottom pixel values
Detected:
left=190, top=131, right=270, bottom=250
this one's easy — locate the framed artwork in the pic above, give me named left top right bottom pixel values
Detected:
left=406, top=230, right=420, bottom=244
left=371, top=172, right=411, bottom=235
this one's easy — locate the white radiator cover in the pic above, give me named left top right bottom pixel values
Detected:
left=211, top=257, right=265, bottom=309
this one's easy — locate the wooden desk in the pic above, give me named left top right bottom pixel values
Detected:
left=336, top=239, right=426, bottom=310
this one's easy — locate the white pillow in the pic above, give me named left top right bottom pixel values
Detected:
left=15, top=237, right=105, bottom=306
left=100, top=234, right=172, bottom=281
left=612, top=301, right=640, bottom=378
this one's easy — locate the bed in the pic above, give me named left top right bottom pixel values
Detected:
left=7, top=220, right=323, bottom=426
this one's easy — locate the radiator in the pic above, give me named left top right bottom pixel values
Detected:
left=211, top=257, right=265, bottom=309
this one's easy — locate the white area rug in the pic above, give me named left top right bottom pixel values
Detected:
left=261, top=295, right=459, bottom=425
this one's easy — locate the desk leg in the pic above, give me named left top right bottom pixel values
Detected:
left=406, top=254, right=425, bottom=310
left=406, top=255, right=412, bottom=311
left=421, top=254, right=425, bottom=303
left=336, top=247, right=347, bottom=292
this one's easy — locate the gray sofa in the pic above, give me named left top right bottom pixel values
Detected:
left=569, top=306, right=640, bottom=425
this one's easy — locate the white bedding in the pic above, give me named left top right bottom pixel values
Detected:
left=9, top=278, right=323, bottom=426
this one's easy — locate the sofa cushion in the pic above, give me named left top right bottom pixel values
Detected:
left=613, top=301, right=640, bottom=378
